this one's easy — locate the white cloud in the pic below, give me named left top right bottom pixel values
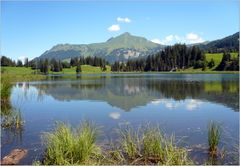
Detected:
left=186, top=99, right=202, bottom=111
left=18, top=56, right=27, bottom=62
left=151, top=33, right=204, bottom=45
left=151, top=35, right=181, bottom=45
left=108, top=24, right=120, bottom=32
left=165, top=35, right=174, bottom=42
left=117, top=17, right=131, bottom=23
left=109, top=112, right=121, bottom=119
left=151, top=39, right=162, bottom=44
left=185, top=33, right=204, bottom=44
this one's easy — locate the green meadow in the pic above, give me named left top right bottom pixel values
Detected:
left=205, top=52, right=238, bottom=69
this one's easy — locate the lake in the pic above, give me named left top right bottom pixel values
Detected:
left=1, top=73, right=239, bottom=164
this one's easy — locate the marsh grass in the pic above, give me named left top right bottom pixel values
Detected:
left=117, top=125, right=140, bottom=159
left=142, top=125, right=164, bottom=161
left=208, top=121, right=221, bottom=155
left=105, top=124, right=192, bottom=165
left=1, top=78, right=12, bottom=115
left=43, top=121, right=101, bottom=165
left=1, top=110, right=24, bottom=130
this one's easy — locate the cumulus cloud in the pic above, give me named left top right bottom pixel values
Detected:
left=117, top=17, right=131, bottom=23
left=186, top=33, right=204, bottom=44
left=151, top=35, right=181, bottom=45
left=151, top=33, right=204, bottom=45
left=18, top=56, right=27, bottom=62
left=109, top=112, right=121, bottom=119
left=151, top=39, right=162, bottom=44
left=186, top=99, right=202, bottom=111
left=108, top=24, right=120, bottom=32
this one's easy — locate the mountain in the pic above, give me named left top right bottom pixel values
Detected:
left=196, top=32, right=239, bottom=52
left=38, top=32, right=164, bottom=62
left=38, top=32, right=239, bottom=62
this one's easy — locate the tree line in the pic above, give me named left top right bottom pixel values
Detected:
left=111, top=44, right=239, bottom=72
left=215, top=52, right=239, bottom=71
left=111, top=44, right=207, bottom=72
left=0, top=56, right=29, bottom=67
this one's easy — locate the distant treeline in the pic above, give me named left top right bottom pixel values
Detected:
left=0, top=56, right=108, bottom=74
left=111, top=44, right=239, bottom=72
left=33, top=56, right=108, bottom=74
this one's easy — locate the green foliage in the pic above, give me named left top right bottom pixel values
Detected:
left=107, top=124, right=192, bottom=165
left=112, top=44, right=206, bottom=72
left=117, top=125, right=140, bottom=159
left=208, top=58, right=215, bottom=68
left=17, top=60, right=23, bottom=67
left=1, top=56, right=16, bottom=66
left=216, top=52, right=239, bottom=71
left=76, top=64, right=82, bottom=73
left=1, top=110, right=24, bottom=130
left=1, top=78, right=12, bottom=114
left=208, top=121, right=221, bottom=155
left=142, top=125, right=163, bottom=160
left=43, top=121, right=101, bottom=165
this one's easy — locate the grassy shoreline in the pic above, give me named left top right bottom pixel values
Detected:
left=1, top=66, right=239, bottom=77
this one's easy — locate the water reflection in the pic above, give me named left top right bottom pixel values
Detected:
left=17, top=74, right=239, bottom=111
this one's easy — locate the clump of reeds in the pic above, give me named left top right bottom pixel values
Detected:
left=208, top=121, right=221, bottom=155
left=117, top=125, right=140, bottom=159
left=43, top=121, right=101, bottom=165
left=105, top=124, right=192, bottom=165
left=1, top=110, right=24, bottom=130
left=142, top=125, right=163, bottom=161
left=42, top=122, right=192, bottom=165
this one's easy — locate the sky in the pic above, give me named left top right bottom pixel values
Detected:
left=1, top=0, right=239, bottom=61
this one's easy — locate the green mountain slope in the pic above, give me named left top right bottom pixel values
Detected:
left=197, top=32, right=239, bottom=52
left=39, top=32, right=164, bottom=62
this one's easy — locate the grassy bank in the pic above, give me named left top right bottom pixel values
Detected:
left=2, top=65, right=238, bottom=77
left=1, top=67, right=46, bottom=82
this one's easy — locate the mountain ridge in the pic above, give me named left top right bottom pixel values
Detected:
left=38, top=32, right=239, bottom=62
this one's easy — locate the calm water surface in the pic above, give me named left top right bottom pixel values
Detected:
left=1, top=73, right=239, bottom=164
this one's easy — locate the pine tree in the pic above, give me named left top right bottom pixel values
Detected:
left=76, top=63, right=82, bottom=73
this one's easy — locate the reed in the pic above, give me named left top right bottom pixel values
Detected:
left=208, top=121, right=221, bottom=155
left=43, top=121, right=101, bottom=165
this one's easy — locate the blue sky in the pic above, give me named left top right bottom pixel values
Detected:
left=1, top=0, right=239, bottom=60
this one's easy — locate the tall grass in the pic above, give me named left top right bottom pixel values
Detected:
left=1, top=78, right=12, bottom=115
left=43, top=121, right=101, bottom=165
left=208, top=121, right=221, bottom=155
left=106, top=124, right=192, bottom=165
left=117, top=125, right=140, bottom=159
left=142, top=125, right=163, bottom=161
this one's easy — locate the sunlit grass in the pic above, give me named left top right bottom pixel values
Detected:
left=105, top=124, right=192, bottom=165
left=117, top=125, right=140, bottom=159
left=43, top=121, right=101, bottom=165
left=41, top=122, right=193, bottom=165
left=142, top=125, right=163, bottom=161
left=0, top=78, right=12, bottom=115
left=208, top=121, right=221, bottom=155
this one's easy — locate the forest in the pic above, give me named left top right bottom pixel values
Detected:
left=1, top=44, right=239, bottom=73
left=111, top=44, right=239, bottom=72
